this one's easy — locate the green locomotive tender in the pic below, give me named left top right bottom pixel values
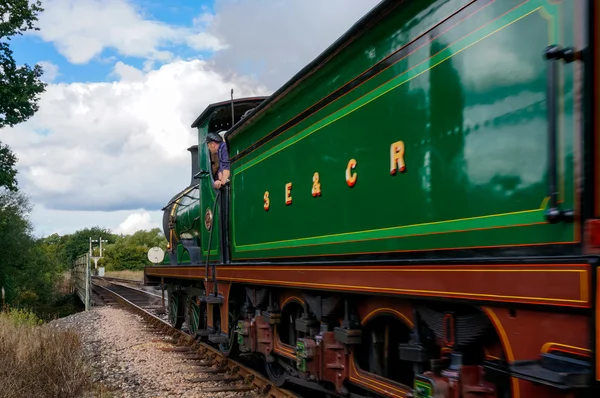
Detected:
left=147, top=1, right=600, bottom=397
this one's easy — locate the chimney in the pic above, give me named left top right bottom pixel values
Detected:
left=187, top=145, right=199, bottom=187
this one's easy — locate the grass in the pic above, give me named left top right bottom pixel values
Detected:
left=104, top=270, right=144, bottom=282
left=0, top=309, right=91, bottom=398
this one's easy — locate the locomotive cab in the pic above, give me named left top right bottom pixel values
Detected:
left=161, top=96, right=267, bottom=266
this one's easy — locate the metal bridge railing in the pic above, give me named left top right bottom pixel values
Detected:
left=71, top=253, right=91, bottom=311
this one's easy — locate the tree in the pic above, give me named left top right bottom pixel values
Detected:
left=128, top=228, right=167, bottom=250
left=0, top=188, right=36, bottom=304
left=37, top=233, right=67, bottom=270
left=60, top=226, right=116, bottom=265
left=0, top=189, right=82, bottom=317
left=0, top=142, right=17, bottom=190
left=100, top=228, right=167, bottom=271
left=102, top=242, right=148, bottom=271
left=0, top=0, right=46, bottom=129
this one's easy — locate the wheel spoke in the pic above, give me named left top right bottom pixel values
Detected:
left=218, top=302, right=239, bottom=356
left=168, top=291, right=183, bottom=329
left=186, top=296, right=202, bottom=335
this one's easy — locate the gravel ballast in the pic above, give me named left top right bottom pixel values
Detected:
left=49, top=306, right=251, bottom=397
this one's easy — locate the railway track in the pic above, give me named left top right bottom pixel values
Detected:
left=94, top=275, right=144, bottom=286
left=90, top=278, right=301, bottom=398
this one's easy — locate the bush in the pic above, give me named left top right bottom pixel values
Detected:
left=0, top=310, right=90, bottom=398
left=0, top=308, right=43, bottom=326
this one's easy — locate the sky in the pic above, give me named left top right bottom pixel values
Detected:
left=2, top=0, right=380, bottom=236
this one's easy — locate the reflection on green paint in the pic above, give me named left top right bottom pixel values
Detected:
left=226, top=0, right=576, bottom=260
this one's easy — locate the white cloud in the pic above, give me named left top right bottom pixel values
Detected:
left=30, top=206, right=162, bottom=237
left=29, top=165, right=72, bottom=193
left=206, top=0, right=380, bottom=88
left=187, top=31, right=224, bottom=52
left=111, top=61, right=144, bottom=82
left=3, top=60, right=269, bottom=222
left=33, top=0, right=226, bottom=64
left=38, top=61, right=60, bottom=82
left=114, top=211, right=158, bottom=235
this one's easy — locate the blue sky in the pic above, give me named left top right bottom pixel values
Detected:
left=11, top=0, right=216, bottom=83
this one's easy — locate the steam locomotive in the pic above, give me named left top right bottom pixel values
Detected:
left=145, top=1, right=600, bottom=396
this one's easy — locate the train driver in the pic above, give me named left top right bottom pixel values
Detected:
left=206, top=132, right=230, bottom=189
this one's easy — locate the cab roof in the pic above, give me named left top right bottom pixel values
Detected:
left=190, top=96, right=268, bottom=129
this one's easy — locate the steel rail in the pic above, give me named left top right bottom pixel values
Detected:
left=91, top=280, right=300, bottom=398
left=93, top=276, right=163, bottom=299
left=92, top=275, right=143, bottom=286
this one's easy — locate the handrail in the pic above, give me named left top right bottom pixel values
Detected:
left=543, top=45, right=577, bottom=224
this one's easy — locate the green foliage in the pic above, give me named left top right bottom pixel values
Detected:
left=0, top=308, right=42, bottom=326
left=0, top=0, right=51, bottom=313
left=102, top=243, right=148, bottom=271
left=102, top=228, right=167, bottom=271
left=0, top=142, right=17, bottom=191
left=37, top=233, right=68, bottom=270
left=59, top=226, right=116, bottom=265
left=0, top=190, right=76, bottom=320
left=127, top=228, right=168, bottom=249
left=0, top=0, right=43, bottom=38
left=0, top=0, right=46, bottom=129
left=0, top=189, right=36, bottom=304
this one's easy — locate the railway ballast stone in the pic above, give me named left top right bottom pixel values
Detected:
left=49, top=306, right=250, bottom=397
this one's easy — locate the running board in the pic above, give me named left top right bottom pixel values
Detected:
left=484, top=353, right=591, bottom=390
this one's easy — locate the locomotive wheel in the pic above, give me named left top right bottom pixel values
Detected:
left=217, top=298, right=240, bottom=357
left=265, top=360, right=289, bottom=388
left=185, top=295, right=204, bottom=337
left=266, top=301, right=301, bottom=387
left=168, top=290, right=184, bottom=329
left=356, top=315, right=412, bottom=385
left=280, top=301, right=303, bottom=346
